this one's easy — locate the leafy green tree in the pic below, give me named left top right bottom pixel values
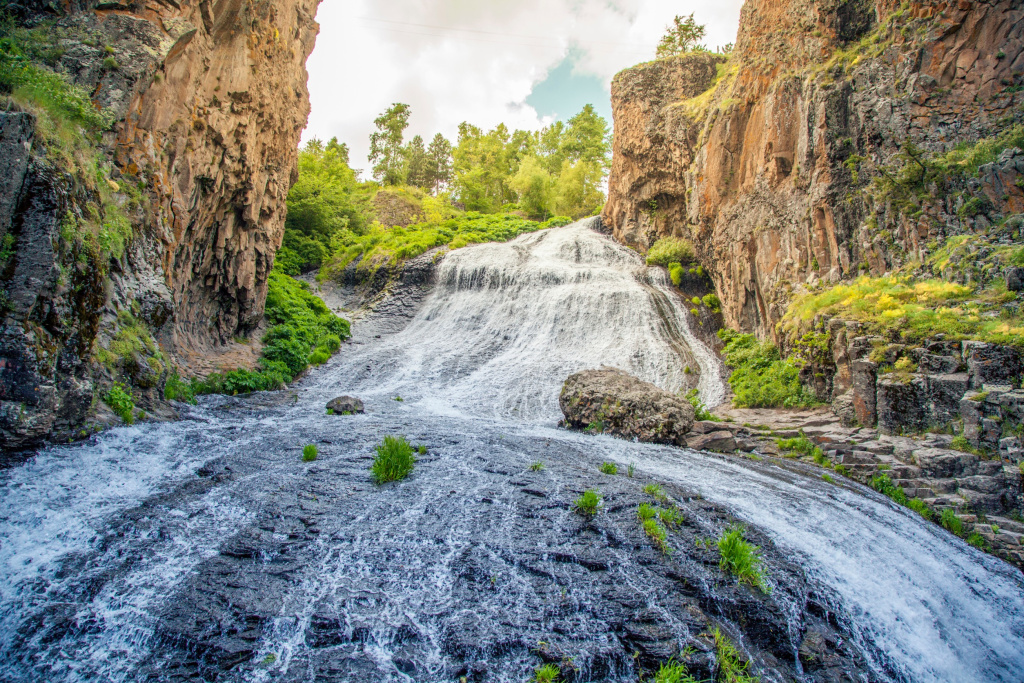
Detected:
left=369, top=102, right=411, bottom=185
left=426, top=132, right=453, bottom=194
left=453, top=123, right=531, bottom=212
left=656, top=14, right=707, bottom=58
left=405, top=134, right=430, bottom=189
left=562, top=104, right=611, bottom=168
left=510, top=155, right=554, bottom=219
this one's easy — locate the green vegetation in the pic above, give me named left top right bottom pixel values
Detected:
left=302, top=444, right=318, bottom=462
left=719, top=330, right=817, bottom=409
left=951, top=435, right=982, bottom=455
left=163, top=372, right=197, bottom=405
left=686, top=389, right=715, bottom=421
left=871, top=473, right=909, bottom=506
left=716, top=525, right=770, bottom=593
left=907, top=498, right=933, bottom=521
left=637, top=503, right=657, bottom=521
left=658, top=506, right=684, bottom=528
left=941, top=508, right=964, bottom=537
left=103, top=382, right=135, bottom=425
left=534, top=663, right=560, bottom=683
left=702, top=293, right=722, bottom=313
left=643, top=483, right=668, bottom=502
left=627, top=463, right=636, bottom=478
left=372, top=435, right=416, bottom=484
left=417, top=444, right=427, bottom=455
left=821, top=474, right=835, bottom=484
left=783, top=275, right=1024, bottom=346
left=573, top=489, right=602, bottom=516
left=95, top=311, right=161, bottom=370
left=530, top=461, right=545, bottom=472
left=656, top=13, right=708, bottom=57
left=652, top=659, right=698, bottom=683
left=646, top=237, right=695, bottom=267
left=643, top=518, right=671, bottom=554
left=713, top=627, right=760, bottom=683
left=966, top=532, right=989, bottom=550
left=599, top=462, right=618, bottom=475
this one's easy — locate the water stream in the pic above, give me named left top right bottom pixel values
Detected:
left=0, top=222, right=1021, bottom=682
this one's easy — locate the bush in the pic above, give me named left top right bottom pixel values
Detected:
left=646, top=237, right=695, bottom=267
left=966, top=532, right=989, bottom=550
left=941, top=508, right=964, bottom=536
left=164, top=371, right=197, bottom=405
left=302, top=444, right=318, bottom=462
left=907, top=498, right=933, bottom=521
left=599, top=462, right=618, bottom=475
left=668, top=262, right=684, bottom=286
left=701, top=293, right=721, bottom=313
left=104, top=382, right=135, bottom=424
left=637, top=503, right=657, bottom=521
left=686, top=388, right=715, bottom=421
left=372, top=436, right=416, bottom=484
left=871, top=473, right=909, bottom=506
left=719, top=329, right=817, bottom=409
left=574, top=489, right=602, bottom=515
left=717, top=525, right=770, bottom=593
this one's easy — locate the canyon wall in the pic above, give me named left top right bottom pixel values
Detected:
left=604, top=0, right=1024, bottom=340
left=0, top=0, right=321, bottom=448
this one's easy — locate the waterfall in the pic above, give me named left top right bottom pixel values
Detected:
left=0, top=222, right=1021, bottom=682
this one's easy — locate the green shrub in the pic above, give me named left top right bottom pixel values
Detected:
left=668, top=262, right=684, bottom=286
left=713, top=627, right=759, bottom=683
left=701, top=293, right=721, bottom=313
left=871, top=473, right=908, bottom=506
left=646, top=237, right=695, bottom=267
left=966, top=532, right=989, bottom=550
left=941, top=508, right=964, bottom=536
left=644, top=483, right=667, bottom=501
left=599, top=461, right=618, bottom=475
left=652, top=659, right=698, bottom=683
left=574, top=489, right=602, bottom=516
left=627, top=463, right=635, bottom=478
left=530, top=461, right=544, bottom=472
left=104, top=382, right=135, bottom=424
left=372, top=435, right=416, bottom=484
left=686, top=388, right=715, bottom=421
left=643, top=518, right=671, bottom=554
left=417, top=444, right=427, bottom=455
left=637, top=503, right=657, bottom=521
left=717, top=525, right=770, bottom=593
left=302, top=444, right=318, bottom=462
left=164, top=371, right=197, bottom=405
left=534, top=663, right=560, bottom=683
left=718, top=329, right=817, bottom=409
left=658, top=506, right=684, bottom=528
left=907, top=498, right=933, bottom=521
left=950, top=435, right=980, bottom=455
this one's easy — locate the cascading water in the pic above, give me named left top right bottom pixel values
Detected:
left=0, top=221, right=1021, bottom=682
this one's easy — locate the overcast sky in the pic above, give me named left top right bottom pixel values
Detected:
left=304, top=0, right=745, bottom=175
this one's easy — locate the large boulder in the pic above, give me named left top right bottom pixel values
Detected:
left=327, top=396, right=365, bottom=415
left=559, top=368, right=695, bottom=445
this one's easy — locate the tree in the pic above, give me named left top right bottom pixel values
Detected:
left=406, top=135, right=431, bottom=189
left=561, top=104, right=611, bottom=169
left=656, top=14, right=707, bottom=58
left=510, top=155, right=554, bottom=219
left=369, top=103, right=411, bottom=186
left=426, top=133, right=453, bottom=194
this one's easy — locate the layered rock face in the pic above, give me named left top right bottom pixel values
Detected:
left=604, top=0, right=1024, bottom=339
left=0, top=0, right=321, bottom=448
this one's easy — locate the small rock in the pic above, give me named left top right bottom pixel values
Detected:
left=326, top=396, right=365, bottom=414
left=686, top=431, right=737, bottom=452
left=1006, top=267, right=1024, bottom=292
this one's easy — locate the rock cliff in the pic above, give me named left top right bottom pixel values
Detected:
left=0, top=0, right=321, bottom=449
left=604, top=0, right=1024, bottom=339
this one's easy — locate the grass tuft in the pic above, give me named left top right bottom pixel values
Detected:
left=713, top=627, right=760, bottom=682
left=104, top=382, right=135, bottom=425
left=530, top=461, right=545, bottom=472
left=717, top=525, right=770, bottom=593
left=599, top=461, right=618, bottom=475
left=643, top=518, right=671, bottom=554
left=941, top=508, right=964, bottom=537
left=302, top=444, right=318, bottom=462
left=573, top=489, right=602, bottom=516
left=372, top=435, right=416, bottom=484
left=534, top=663, right=560, bottom=683
left=652, top=658, right=698, bottom=683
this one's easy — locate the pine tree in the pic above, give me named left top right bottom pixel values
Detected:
left=426, top=133, right=453, bottom=194
left=406, top=135, right=430, bottom=189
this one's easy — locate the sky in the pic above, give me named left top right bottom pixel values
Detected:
left=303, top=0, right=745, bottom=175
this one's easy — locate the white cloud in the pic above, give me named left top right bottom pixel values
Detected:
left=303, top=0, right=744, bottom=174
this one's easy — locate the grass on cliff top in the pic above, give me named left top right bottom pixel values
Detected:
left=319, top=211, right=571, bottom=278
left=718, top=329, right=818, bottom=409
left=782, top=275, right=1024, bottom=346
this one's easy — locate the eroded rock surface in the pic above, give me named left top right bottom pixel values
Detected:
left=560, top=368, right=695, bottom=445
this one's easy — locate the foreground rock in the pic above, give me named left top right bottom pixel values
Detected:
left=326, top=396, right=365, bottom=414
left=560, top=368, right=695, bottom=445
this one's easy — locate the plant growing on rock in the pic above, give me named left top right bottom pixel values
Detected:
left=599, top=462, right=618, bottom=475
left=372, top=436, right=416, bottom=484
left=302, top=444, right=318, bottom=462
left=652, top=658, right=698, bottom=683
left=941, top=508, right=964, bottom=537
left=719, top=329, right=817, bottom=409
left=534, top=663, right=560, bottom=683
left=713, top=627, right=760, bottom=683
left=870, top=473, right=908, bottom=506
left=646, top=237, right=695, bottom=266
left=907, top=498, right=933, bottom=521
left=716, top=525, right=770, bottom=593
left=643, top=518, right=671, bottom=554
left=530, top=461, right=545, bottom=472
left=103, top=383, right=135, bottom=425
left=573, top=489, right=602, bottom=516
left=655, top=13, right=707, bottom=57
left=966, top=532, right=989, bottom=550
left=686, top=389, right=715, bottom=421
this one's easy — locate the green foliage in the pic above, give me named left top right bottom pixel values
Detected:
left=302, top=444, right=318, bottom=462
left=369, top=103, right=412, bottom=186
left=966, top=532, right=989, bottom=550
left=702, top=293, right=722, bottom=313
left=718, top=329, right=817, bottom=409
left=534, top=663, right=560, bottom=683
left=417, top=444, right=427, bottom=455
left=95, top=311, right=159, bottom=370
left=871, top=473, right=908, bottom=506
left=627, top=463, right=636, bottom=478
left=652, top=659, right=698, bottom=683
left=646, top=237, right=695, bottom=266
left=941, top=508, right=964, bottom=536
left=643, top=518, right=671, bottom=554
left=907, top=498, right=933, bottom=521
left=637, top=503, right=657, bottom=521
left=658, top=506, right=684, bottom=528
left=686, top=388, right=715, bottom=421
left=104, top=382, right=135, bottom=425
left=656, top=13, right=707, bottom=57
left=644, top=483, right=667, bottom=502
left=530, top=461, right=545, bottom=472
left=573, top=489, right=602, bottom=516
left=713, top=627, right=760, bottom=683
left=372, top=435, right=416, bottom=484
left=717, top=525, right=770, bottom=593
left=164, top=371, right=197, bottom=405
left=950, top=435, right=981, bottom=455
left=935, top=124, right=1024, bottom=178
left=599, top=462, right=618, bottom=475
left=668, top=262, right=684, bottom=286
